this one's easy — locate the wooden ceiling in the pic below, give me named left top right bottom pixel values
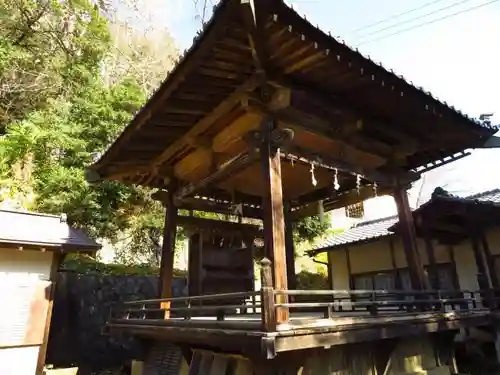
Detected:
left=88, top=0, right=497, bottom=218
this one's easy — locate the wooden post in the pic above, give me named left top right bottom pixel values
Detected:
left=159, top=184, right=179, bottom=318
left=260, top=118, right=289, bottom=323
left=470, top=235, right=491, bottom=290
left=36, top=252, right=64, bottom=375
left=481, top=232, right=499, bottom=289
left=421, top=218, right=440, bottom=290
left=393, top=186, right=426, bottom=290
left=284, top=201, right=296, bottom=291
left=389, top=238, right=402, bottom=290
left=260, top=258, right=276, bottom=331
left=327, top=251, right=335, bottom=290
left=346, top=247, right=354, bottom=290
left=447, top=246, right=460, bottom=290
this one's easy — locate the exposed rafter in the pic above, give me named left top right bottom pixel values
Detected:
left=240, top=0, right=269, bottom=75
left=148, top=74, right=263, bottom=175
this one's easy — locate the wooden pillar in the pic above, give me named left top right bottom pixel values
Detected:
left=327, top=252, right=334, bottom=289
left=346, top=247, right=354, bottom=289
left=447, top=246, right=460, bottom=290
left=393, top=186, right=426, bottom=290
left=470, top=234, right=491, bottom=290
left=481, top=232, right=499, bottom=289
left=284, top=201, right=296, bottom=291
left=421, top=218, right=440, bottom=290
left=260, top=118, right=289, bottom=323
left=159, top=184, right=178, bottom=318
left=389, top=238, right=402, bottom=290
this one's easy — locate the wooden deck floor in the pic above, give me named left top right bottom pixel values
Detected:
left=108, top=309, right=491, bottom=356
left=113, top=309, right=489, bottom=332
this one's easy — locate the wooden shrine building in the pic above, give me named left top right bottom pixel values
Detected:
left=87, top=0, right=500, bottom=374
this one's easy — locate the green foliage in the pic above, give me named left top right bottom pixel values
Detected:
left=62, top=254, right=186, bottom=276
left=0, top=0, right=110, bottom=128
left=296, top=270, right=329, bottom=290
left=293, top=214, right=330, bottom=243
left=0, top=0, right=330, bottom=269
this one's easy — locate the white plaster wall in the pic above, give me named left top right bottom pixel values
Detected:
left=0, top=247, right=53, bottom=281
left=0, top=346, right=39, bottom=375
left=452, top=242, right=479, bottom=291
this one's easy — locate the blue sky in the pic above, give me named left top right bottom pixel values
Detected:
left=161, top=0, right=500, bottom=199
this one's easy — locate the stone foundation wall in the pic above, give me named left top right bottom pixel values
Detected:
left=301, top=335, right=455, bottom=375
left=46, top=271, right=186, bottom=374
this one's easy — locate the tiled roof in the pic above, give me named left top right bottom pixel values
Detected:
left=310, top=215, right=398, bottom=253
left=463, top=189, right=500, bottom=204
left=0, top=209, right=101, bottom=252
left=310, top=188, right=500, bottom=254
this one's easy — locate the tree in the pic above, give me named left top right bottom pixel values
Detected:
left=0, top=0, right=109, bottom=129
left=0, top=0, right=329, bottom=269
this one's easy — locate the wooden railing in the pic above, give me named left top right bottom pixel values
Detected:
left=110, top=258, right=492, bottom=332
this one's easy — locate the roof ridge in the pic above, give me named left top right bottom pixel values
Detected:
left=465, top=188, right=500, bottom=200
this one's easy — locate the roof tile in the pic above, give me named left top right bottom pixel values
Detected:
left=0, top=210, right=101, bottom=251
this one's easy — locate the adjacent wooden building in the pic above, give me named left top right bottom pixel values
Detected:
left=0, top=210, right=101, bottom=375
left=87, top=0, right=499, bottom=374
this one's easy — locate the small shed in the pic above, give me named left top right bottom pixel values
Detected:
left=0, top=209, right=101, bottom=375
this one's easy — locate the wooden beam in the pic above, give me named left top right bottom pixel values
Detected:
left=240, top=0, right=269, bottom=75
left=153, top=188, right=262, bottom=211
left=268, top=74, right=422, bottom=156
left=290, top=185, right=392, bottom=219
left=174, top=150, right=260, bottom=205
left=177, top=215, right=262, bottom=237
left=150, top=74, right=263, bottom=171
left=245, top=96, right=394, bottom=160
left=393, top=185, right=426, bottom=290
left=260, top=118, right=289, bottom=323
left=159, top=184, right=179, bottom=318
left=281, top=143, right=418, bottom=186
left=288, top=87, right=420, bottom=152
